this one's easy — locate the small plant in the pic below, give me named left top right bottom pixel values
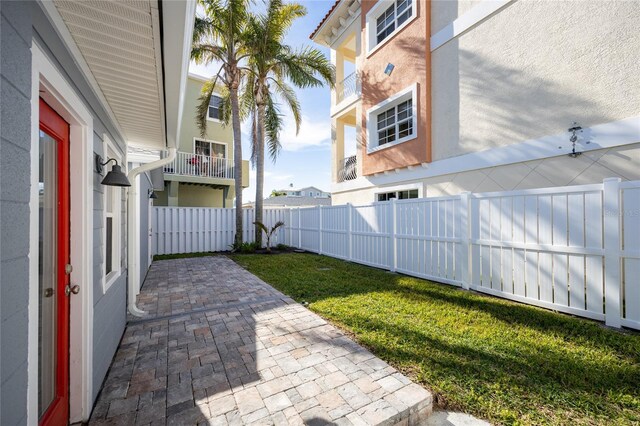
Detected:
left=254, top=221, right=285, bottom=253
left=276, top=243, right=290, bottom=251
left=230, top=241, right=260, bottom=253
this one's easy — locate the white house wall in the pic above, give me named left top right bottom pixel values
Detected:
left=431, top=0, right=640, bottom=161
left=331, top=0, right=640, bottom=205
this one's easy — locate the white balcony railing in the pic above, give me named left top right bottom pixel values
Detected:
left=163, top=151, right=234, bottom=180
left=336, top=72, right=360, bottom=104
left=337, top=155, right=357, bottom=182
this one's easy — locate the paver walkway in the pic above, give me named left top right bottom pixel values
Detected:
left=89, top=256, right=432, bottom=425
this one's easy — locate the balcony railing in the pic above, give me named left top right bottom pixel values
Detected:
left=163, top=151, right=234, bottom=180
left=336, top=72, right=360, bottom=104
left=337, top=155, right=357, bottom=182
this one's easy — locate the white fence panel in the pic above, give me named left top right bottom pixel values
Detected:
left=150, top=179, right=640, bottom=330
left=621, top=181, right=640, bottom=329
left=298, top=207, right=320, bottom=253
left=320, top=205, right=349, bottom=260
left=469, top=185, right=607, bottom=322
left=351, top=203, right=392, bottom=269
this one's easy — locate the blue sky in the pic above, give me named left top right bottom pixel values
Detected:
left=189, top=1, right=337, bottom=202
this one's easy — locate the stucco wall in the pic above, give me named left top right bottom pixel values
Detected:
left=359, top=0, right=430, bottom=175
left=177, top=184, right=225, bottom=208
left=0, top=1, right=33, bottom=423
left=431, top=0, right=640, bottom=162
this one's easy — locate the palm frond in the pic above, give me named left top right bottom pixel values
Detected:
left=195, top=73, right=222, bottom=136
left=253, top=221, right=269, bottom=234
left=264, top=96, right=283, bottom=162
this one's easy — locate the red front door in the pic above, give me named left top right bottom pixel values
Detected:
left=38, top=99, right=70, bottom=426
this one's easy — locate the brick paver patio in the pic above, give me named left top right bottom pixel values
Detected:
left=89, top=256, right=432, bottom=425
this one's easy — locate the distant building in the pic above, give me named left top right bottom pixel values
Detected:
left=278, top=186, right=330, bottom=198
left=245, top=186, right=331, bottom=208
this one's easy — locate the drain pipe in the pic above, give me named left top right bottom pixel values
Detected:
left=127, top=148, right=177, bottom=316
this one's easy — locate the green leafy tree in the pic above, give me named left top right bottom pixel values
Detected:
left=245, top=0, right=334, bottom=246
left=191, top=0, right=251, bottom=247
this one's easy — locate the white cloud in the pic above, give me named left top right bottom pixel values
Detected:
left=279, top=112, right=331, bottom=151
left=241, top=111, right=331, bottom=153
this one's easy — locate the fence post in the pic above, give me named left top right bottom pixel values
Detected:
left=298, top=207, right=302, bottom=248
left=603, top=177, right=622, bottom=328
left=460, top=192, right=471, bottom=290
left=318, top=205, right=323, bottom=255
left=289, top=208, right=293, bottom=247
left=347, top=203, right=353, bottom=261
left=390, top=198, right=397, bottom=272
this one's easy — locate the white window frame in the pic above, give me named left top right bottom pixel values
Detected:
left=193, top=137, right=227, bottom=158
left=374, top=182, right=423, bottom=202
left=365, top=0, right=418, bottom=57
left=206, top=93, right=223, bottom=122
left=367, top=83, right=418, bottom=153
left=102, top=135, right=124, bottom=293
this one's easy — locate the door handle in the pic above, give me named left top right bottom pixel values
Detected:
left=65, top=284, right=80, bottom=296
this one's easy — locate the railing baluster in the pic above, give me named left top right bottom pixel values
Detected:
left=338, top=155, right=357, bottom=182
left=162, top=151, right=235, bottom=180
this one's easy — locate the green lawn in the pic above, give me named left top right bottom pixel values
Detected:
left=229, top=253, right=640, bottom=425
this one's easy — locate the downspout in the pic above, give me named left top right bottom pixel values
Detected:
left=127, top=148, right=176, bottom=316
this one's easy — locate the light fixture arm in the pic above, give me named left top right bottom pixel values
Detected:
left=95, top=155, right=120, bottom=174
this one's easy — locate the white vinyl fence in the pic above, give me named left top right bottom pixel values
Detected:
left=152, top=178, right=640, bottom=330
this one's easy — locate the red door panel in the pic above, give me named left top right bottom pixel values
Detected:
left=38, top=98, right=70, bottom=426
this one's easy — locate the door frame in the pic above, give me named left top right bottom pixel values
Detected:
left=29, top=41, right=94, bottom=424
left=37, top=98, right=71, bottom=426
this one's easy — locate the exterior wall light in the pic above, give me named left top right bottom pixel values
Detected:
left=560, top=122, right=590, bottom=158
left=95, top=154, right=131, bottom=187
left=148, top=189, right=158, bottom=199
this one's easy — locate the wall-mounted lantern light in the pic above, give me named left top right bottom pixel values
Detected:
left=95, top=155, right=131, bottom=187
left=148, top=189, right=158, bottom=199
left=384, top=63, right=395, bottom=76
left=559, top=122, right=590, bottom=158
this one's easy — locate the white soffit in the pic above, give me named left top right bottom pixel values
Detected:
left=54, top=0, right=166, bottom=149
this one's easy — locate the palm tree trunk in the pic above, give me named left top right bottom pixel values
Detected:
left=254, top=101, right=266, bottom=246
left=230, top=85, right=244, bottom=247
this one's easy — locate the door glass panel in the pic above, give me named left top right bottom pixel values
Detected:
left=38, top=130, right=58, bottom=417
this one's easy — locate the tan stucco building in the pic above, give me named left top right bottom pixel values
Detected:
left=154, top=74, right=249, bottom=207
left=311, top=0, right=640, bottom=205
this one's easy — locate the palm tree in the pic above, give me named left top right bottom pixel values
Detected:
left=245, top=0, right=335, bottom=245
left=191, top=0, right=250, bottom=248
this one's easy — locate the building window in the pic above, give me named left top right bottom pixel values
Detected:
left=195, top=139, right=226, bottom=158
left=104, top=142, right=122, bottom=291
left=207, top=94, right=222, bottom=121
left=377, top=99, right=413, bottom=147
left=367, top=84, right=417, bottom=152
left=367, top=0, right=417, bottom=54
left=377, top=189, right=419, bottom=202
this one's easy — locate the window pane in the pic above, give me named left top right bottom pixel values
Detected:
left=398, top=120, right=412, bottom=138
left=106, top=186, right=113, bottom=213
left=208, top=106, right=219, bottom=120
left=408, top=189, right=419, bottom=198
left=106, top=217, right=113, bottom=275
left=38, top=130, right=57, bottom=417
left=397, top=9, right=410, bottom=26
left=208, top=95, right=221, bottom=120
